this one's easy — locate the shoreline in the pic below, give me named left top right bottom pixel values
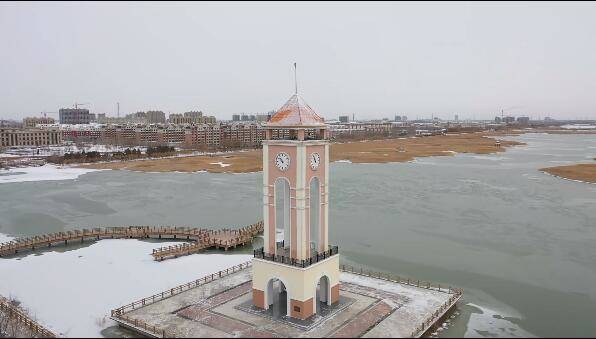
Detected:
left=540, top=163, right=596, bottom=184
left=77, top=132, right=523, bottom=174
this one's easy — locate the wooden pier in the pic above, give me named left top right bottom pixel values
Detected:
left=150, top=226, right=260, bottom=261
left=0, top=221, right=264, bottom=262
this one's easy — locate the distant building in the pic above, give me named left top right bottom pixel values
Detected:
left=59, top=108, right=91, bottom=124
left=57, top=122, right=265, bottom=148
left=146, top=111, right=166, bottom=124
left=339, top=116, right=349, bottom=123
left=0, top=120, right=22, bottom=128
left=394, top=115, right=402, bottom=122
left=232, top=114, right=240, bottom=121
left=0, top=128, right=61, bottom=147
left=203, top=116, right=217, bottom=124
left=401, top=116, right=407, bottom=121
left=494, top=116, right=502, bottom=123
left=184, top=111, right=202, bottom=120
left=517, top=116, right=530, bottom=124
left=454, top=114, right=459, bottom=122
left=503, top=116, right=516, bottom=124
left=168, top=114, right=193, bottom=124
left=256, top=114, right=269, bottom=122
left=23, top=117, right=55, bottom=128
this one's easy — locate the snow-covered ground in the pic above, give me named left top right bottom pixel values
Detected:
left=341, top=271, right=450, bottom=313
left=0, top=233, right=13, bottom=243
left=209, top=162, right=231, bottom=168
left=0, top=165, right=102, bottom=184
left=0, top=238, right=252, bottom=337
left=561, top=124, right=596, bottom=130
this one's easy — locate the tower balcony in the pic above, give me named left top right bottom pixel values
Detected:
left=253, top=245, right=339, bottom=268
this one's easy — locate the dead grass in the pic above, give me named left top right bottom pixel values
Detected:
left=78, top=132, right=523, bottom=174
left=540, top=163, right=596, bottom=184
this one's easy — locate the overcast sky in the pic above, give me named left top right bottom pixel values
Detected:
left=1, top=2, right=595, bottom=121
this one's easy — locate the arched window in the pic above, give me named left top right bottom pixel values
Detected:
left=310, top=177, right=320, bottom=254
left=275, top=177, right=291, bottom=256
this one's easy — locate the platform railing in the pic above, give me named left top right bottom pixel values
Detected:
left=253, top=245, right=339, bottom=268
left=111, top=262, right=252, bottom=316
left=338, top=265, right=463, bottom=338
left=110, top=261, right=253, bottom=339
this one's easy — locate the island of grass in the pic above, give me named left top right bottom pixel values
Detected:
left=541, top=162, right=596, bottom=184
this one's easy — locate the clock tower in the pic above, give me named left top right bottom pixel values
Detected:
left=252, top=93, right=340, bottom=320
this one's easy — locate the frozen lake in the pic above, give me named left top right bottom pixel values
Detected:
left=0, top=133, right=595, bottom=337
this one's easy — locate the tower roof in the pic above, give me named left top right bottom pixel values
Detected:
left=267, top=94, right=326, bottom=128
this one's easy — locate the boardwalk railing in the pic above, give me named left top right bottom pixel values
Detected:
left=0, top=295, right=57, bottom=338
left=0, top=221, right=264, bottom=260
left=151, top=221, right=264, bottom=261
left=339, top=265, right=463, bottom=338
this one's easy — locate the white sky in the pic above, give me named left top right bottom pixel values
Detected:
left=1, top=1, right=595, bottom=120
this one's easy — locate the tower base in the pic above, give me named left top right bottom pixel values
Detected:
left=251, top=255, right=340, bottom=320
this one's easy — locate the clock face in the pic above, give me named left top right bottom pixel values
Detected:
left=310, top=152, right=321, bottom=170
left=275, top=152, right=290, bottom=171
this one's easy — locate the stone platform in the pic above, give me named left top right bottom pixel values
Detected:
left=111, top=263, right=461, bottom=338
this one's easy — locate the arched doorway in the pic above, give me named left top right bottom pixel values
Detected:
left=266, top=278, right=289, bottom=318
left=315, top=275, right=330, bottom=314
left=309, top=177, right=320, bottom=255
left=275, top=178, right=291, bottom=257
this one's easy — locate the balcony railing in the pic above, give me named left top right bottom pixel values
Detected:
left=253, top=245, right=339, bottom=268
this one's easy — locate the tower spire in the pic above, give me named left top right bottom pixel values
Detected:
left=294, top=62, right=298, bottom=95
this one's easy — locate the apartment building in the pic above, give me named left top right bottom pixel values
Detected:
left=59, top=108, right=91, bottom=124
left=23, top=117, right=55, bottom=128
left=0, top=128, right=61, bottom=147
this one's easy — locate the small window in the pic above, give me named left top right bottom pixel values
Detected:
left=293, top=306, right=301, bottom=313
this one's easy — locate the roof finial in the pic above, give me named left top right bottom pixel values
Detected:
left=294, top=62, right=298, bottom=95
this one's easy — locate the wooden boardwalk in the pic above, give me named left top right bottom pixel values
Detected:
left=151, top=223, right=263, bottom=261
left=0, top=221, right=264, bottom=262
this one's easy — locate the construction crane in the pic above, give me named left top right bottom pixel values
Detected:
left=41, top=111, right=58, bottom=118
left=73, top=102, right=90, bottom=109
left=500, top=106, right=523, bottom=120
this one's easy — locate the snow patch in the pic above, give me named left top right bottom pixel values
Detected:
left=341, top=272, right=450, bottom=316
left=0, top=165, right=103, bottom=184
left=209, top=162, right=231, bottom=168
left=0, top=239, right=251, bottom=337
left=465, top=303, right=535, bottom=338
left=0, top=233, right=14, bottom=243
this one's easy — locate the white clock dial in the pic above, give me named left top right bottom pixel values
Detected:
left=275, top=152, right=290, bottom=171
left=310, top=152, right=321, bottom=170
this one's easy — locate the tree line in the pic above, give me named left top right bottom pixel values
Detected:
left=47, top=146, right=176, bottom=165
